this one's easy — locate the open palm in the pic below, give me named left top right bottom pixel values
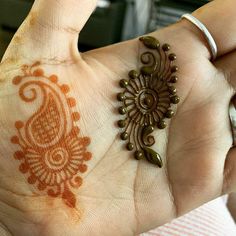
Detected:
left=0, top=0, right=236, bottom=235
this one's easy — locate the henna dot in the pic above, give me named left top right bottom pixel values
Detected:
left=126, top=142, right=134, bottom=151
left=168, top=86, right=177, bottom=95
left=157, top=120, right=167, bottom=129
left=32, top=61, right=41, bottom=67
left=169, top=53, right=177, bottom=61
left=72, top=126, right=80, bottom=135
left=79, top=164, right=88, bottom=173
left=134, top=151, right=143, bottom=160
left=38, top=183, right=47, bottom=191
left=22, top=65, right=29, bottom=70
left=67, top=98, right=76, bottom=107
left=120, top=132, right=128, bottom=140
left=83, top=152, right=92, bottom=161
left=49, top=75, right=58, bottom=83
left=61, top=84, right=70, bottom=94
left=15, top=121, right=24, bottom=129
left=165, top=110, right=174, bottom=119
left=118, top=120, right=126, bottom=128
left=119, top=79, right=129, bottom=88
left=117, top=93, right=126, bottom=101
left=171, top=95, right=180, bottom=104
left=72, top=112, right=80, bottom=121
left=19, top=163, right=29, bottom=173
left=162, top=44, right=170, bottom=51
left=129, top=70, right=138, bottom=79
left=118, top=107, right=127, bottom=115
left=170, top=75, right=178, bottom=83
left=81, top=137, right=91, bottom=146
left=14, top=151, right=25, bottom=160
left=171, top=66, right=179, bottom=73
left=28, top=175, right=37, bottom=184
left=74, top=176, right=83, bottom=187
left=11, top=136, right=19, bottom=144
left=33, top=69, right=44, bottom=77
left=12, top=76, right=22, bottom=85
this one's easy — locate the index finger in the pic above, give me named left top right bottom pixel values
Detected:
left=189, top=0, right=236, bottom=59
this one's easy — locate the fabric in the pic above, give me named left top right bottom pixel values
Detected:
left=142, top=196, right=236, bottom=236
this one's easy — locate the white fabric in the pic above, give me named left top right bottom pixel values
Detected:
left=142, top=196, right=236, bottom=236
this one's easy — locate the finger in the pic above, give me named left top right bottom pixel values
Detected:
left=32, top=0, right=97, bottom=34
left=182, top=0, right=236, bottom=59
left=139, top=0, right=236, bottom=67
left=2, top=0, right=97, bottom=61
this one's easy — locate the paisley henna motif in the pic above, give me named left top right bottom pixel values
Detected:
left=117, top=36, right=180, bottom=167
left=11, top=62, right=92, bottom=208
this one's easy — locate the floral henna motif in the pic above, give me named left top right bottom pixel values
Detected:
left=117, top=36, right=180, bottom=167
left=11, top=62, right=92, bottom=208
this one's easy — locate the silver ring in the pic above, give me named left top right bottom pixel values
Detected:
left=229, top=100, right=236, bottom=146
left=181, top=13, right=218, bottom=61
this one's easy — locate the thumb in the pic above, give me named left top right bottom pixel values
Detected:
left=2, top=0, right=97, bottom=61
left=33, top=0, right=98, bottom=34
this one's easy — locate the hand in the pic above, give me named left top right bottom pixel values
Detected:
left=0, top=0, right=236, bottom=235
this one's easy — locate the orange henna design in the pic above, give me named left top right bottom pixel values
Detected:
left=11, top=62, right=92, bottom=208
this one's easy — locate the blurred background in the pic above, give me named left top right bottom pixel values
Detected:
left=0, top=0, right=211, bottom=59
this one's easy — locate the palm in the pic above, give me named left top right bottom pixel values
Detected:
left=75, top=29, right=232, bottom=234
left=0, top=0, right=236, bottom=235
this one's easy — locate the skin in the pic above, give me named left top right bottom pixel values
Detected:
left=0, top=0, right=236, bottom=235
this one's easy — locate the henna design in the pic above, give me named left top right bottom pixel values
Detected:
left=117, top=36, right=180, bottom=167
left=11, top=62, right=92, bottom=208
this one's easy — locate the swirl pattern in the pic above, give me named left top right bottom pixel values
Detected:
left=11, top=62, right=92, bottom=208
left=117, top=36, right=180, bottom=166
